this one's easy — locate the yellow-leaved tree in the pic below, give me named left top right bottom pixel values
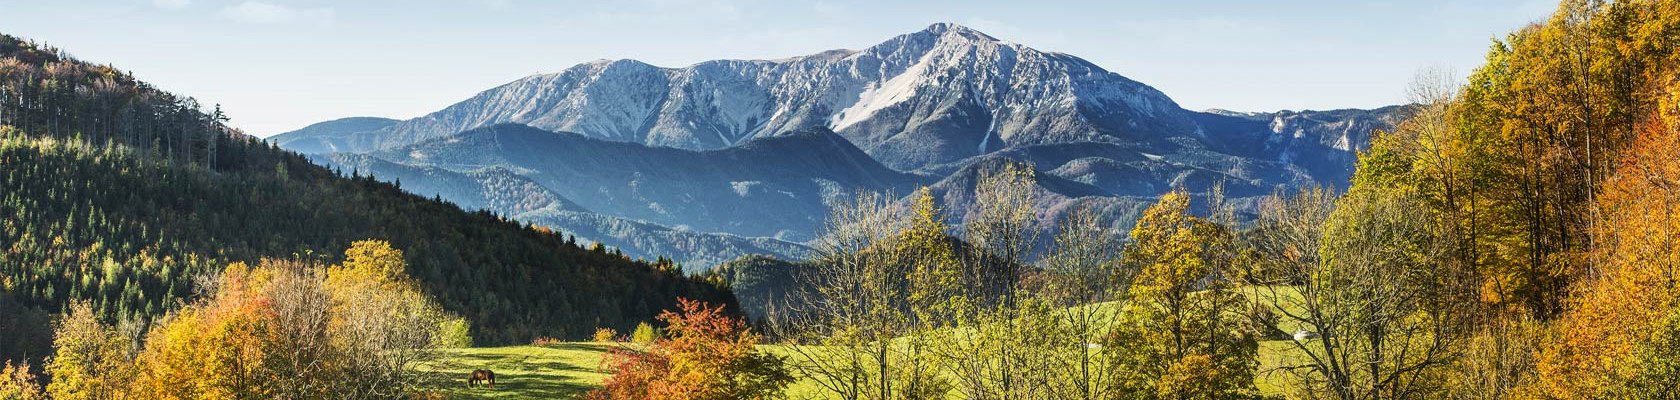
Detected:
left=1533, top=75, right=1680, bottom=398
left=902, top=187, right=968, bottom=327
left=43, top=302, right=134, bottom=400
left=0, top=359, right=44, bottom=400
left=1106, top=191, right=1260, bottom=399
left=105, top=240, right=468, bottom=399
left=130, top=262, right=273, bottom=399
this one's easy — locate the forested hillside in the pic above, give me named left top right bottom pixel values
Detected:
left=0, top=34, right=734, bottom=357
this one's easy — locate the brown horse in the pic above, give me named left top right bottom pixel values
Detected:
left=468, top=369, right=496, bottom=388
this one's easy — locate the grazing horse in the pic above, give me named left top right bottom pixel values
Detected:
left=468, top=369, right=496, bottom=388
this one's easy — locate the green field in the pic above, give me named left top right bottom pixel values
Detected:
left=418, top=343, right=621, bottom=399
left=423, top=288, right=1314, bottom=398
left=419, top=343, right=834, bottom=399
left=425, top=340, right=1307, bottom=399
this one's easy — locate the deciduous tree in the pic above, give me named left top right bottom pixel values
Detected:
left=1108, top=191, right=1261, bottom=400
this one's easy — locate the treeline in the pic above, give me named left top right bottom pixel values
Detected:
left=0, top=35, right=235, bottom=171
left=0, top=31, right=735, bottom=362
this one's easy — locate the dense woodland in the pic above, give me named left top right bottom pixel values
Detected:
left=0, top=33, right=735, bottom=362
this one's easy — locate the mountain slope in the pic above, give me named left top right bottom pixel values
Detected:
left=320, top=152, right=811, bottom=269
left=1191, top=106, right=1411, bottom=186
left=268, top=116, right=399, bottom=154
left=0, top=33, right=732, bottom=346
left=361, top=124, right=926, bottom=241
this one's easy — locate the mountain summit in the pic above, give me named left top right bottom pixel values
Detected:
left=293, top=23, right=1201, bottom=170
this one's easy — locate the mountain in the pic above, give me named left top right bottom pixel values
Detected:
left=282, top=23, right=1402, bottom=185
left=353, top=124, right=925, bottom=242
left=285, top=23, right=1202, bottom=171
left=319, top=151, right=811, bottom=270
left=0, top=33, right=733, bottom=348
left=268, top=116, right=399, bottom=154
left=280, top=23, right=1403, bottom=268
left=1191, top=106, right=1410, bottom=187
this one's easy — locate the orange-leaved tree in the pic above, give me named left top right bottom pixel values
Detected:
left=589, top=299, right=791, bottom=400
left=1533, top=74, right=1680, bottom=398
left=116, top=240, right=466, bottom=399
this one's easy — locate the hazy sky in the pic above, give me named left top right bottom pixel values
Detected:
left=0, top=0, right=1557, bottom=137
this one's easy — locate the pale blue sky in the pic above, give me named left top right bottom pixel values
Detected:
left=0, top=0, right=1557, bottom=136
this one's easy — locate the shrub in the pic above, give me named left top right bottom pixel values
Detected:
left=587, top=299, right=792, bottom=400
left=532, top=337, right=564, bottom=346
left=594, top=328, right=619, bottom=343
left=436, top=318, right=473, bottom=348
left=631, top=322, right=661, bottom=344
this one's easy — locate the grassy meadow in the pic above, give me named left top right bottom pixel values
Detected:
left=425, top=289, right=1315, bottom=399
left=419, top=343, right=620, bottom=399
left=425, top=340, right=1309, bottom=399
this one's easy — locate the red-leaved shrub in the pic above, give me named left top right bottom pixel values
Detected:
left=587, top=299, right=791, bottom=400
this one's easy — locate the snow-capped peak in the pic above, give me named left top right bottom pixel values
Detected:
left=363, top=22, right=1196, bottom=170
left=921, top=22, right=998, bottom=41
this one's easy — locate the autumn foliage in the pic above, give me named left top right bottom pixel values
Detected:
left=588, top=299, right=791, bottom=400
left=41, top=240, right=467, bottom=400
left=1107, top=191, right=1261, bottom=399
left=0, top=359, right=43, bottom=400
left=1531, top=75, right=1680, bottom=398
left=1344, top=0, right=1680, bottom=396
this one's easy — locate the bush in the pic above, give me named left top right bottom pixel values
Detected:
left=436, top=318, right=473, bottom=348
left=594, top=328, right=619, bottom=343
left=631, top=322, right=661, bottom=344
left=531, top=337, right=564, bottom=346
left=587, top=299, right=791, bottom=400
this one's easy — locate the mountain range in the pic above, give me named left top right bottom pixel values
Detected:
left=275, top=23, right=1408, bottom=270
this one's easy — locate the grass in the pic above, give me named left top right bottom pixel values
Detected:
left=423, top=286, right=1318, bottom=398
left=761, top=344, right=844, bottom=399
left=420, top=343, right=836, bottom=399
left=429, top=340, right=1311, bottom=399
left=416, top=342, right=622, bottom=399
